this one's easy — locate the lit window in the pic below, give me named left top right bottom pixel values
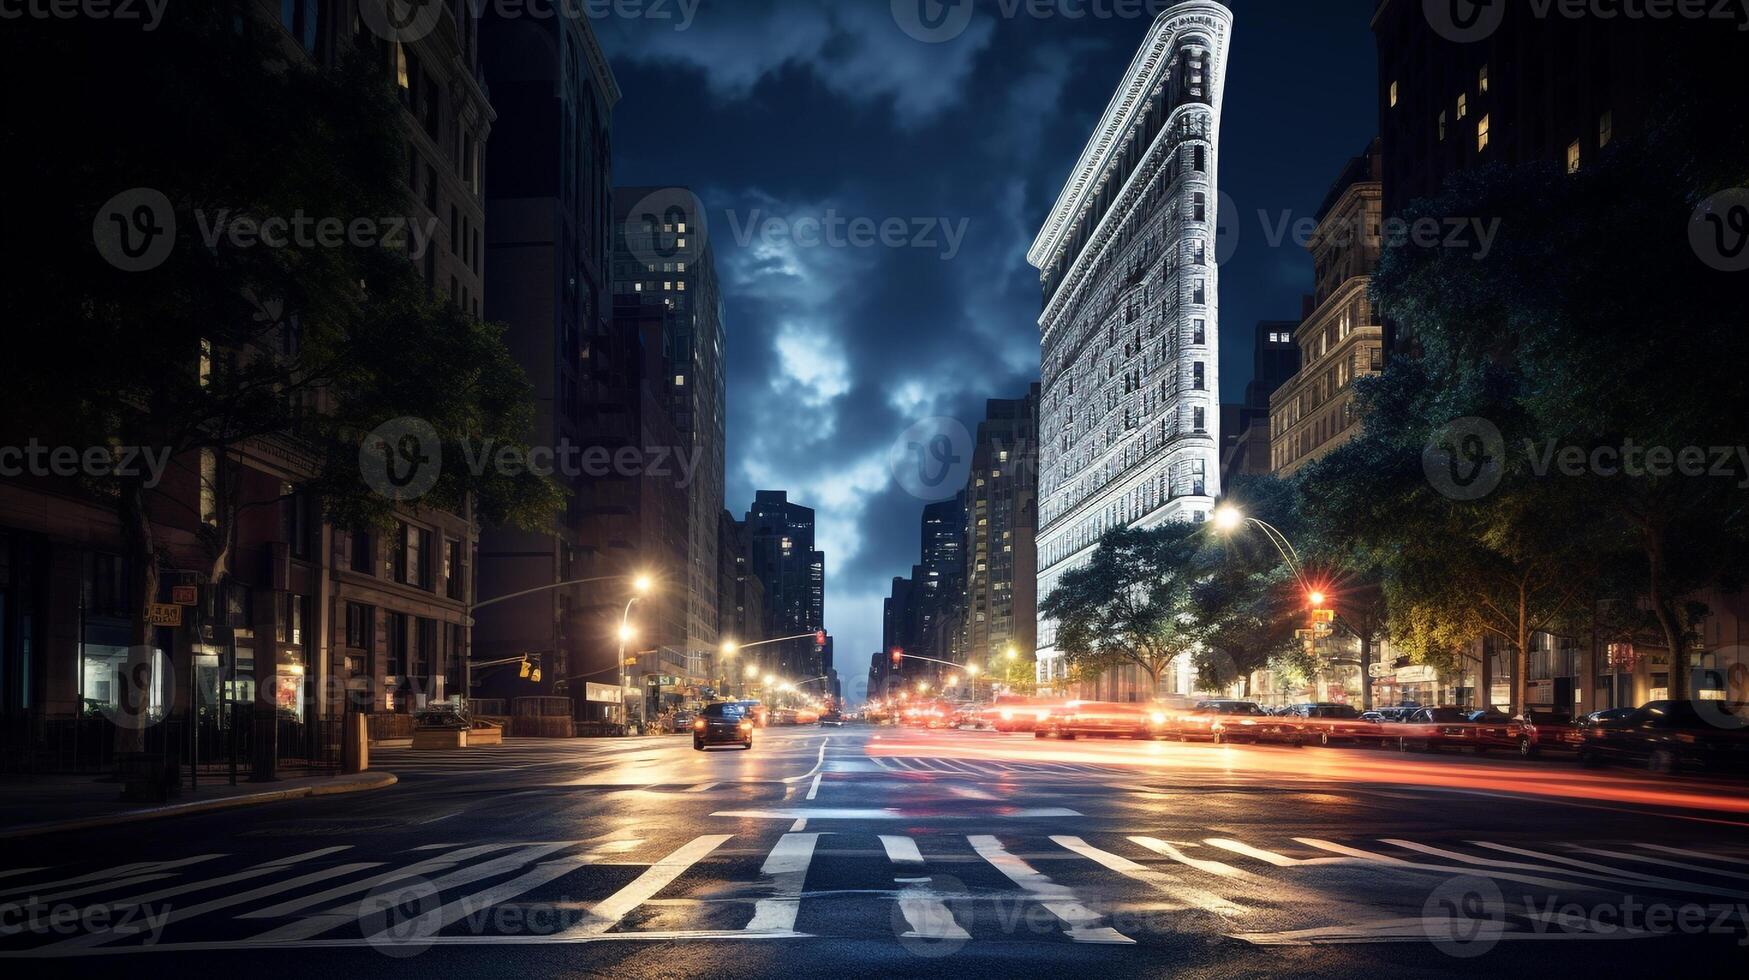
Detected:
left=1566, top=140, right=1581, bottom=173
left=676, top=222, right=687, bottom=233
left=675, top=375, right=686, bottom=386
left=676, top=238, right=686, bottom=247
left=1599, top=110, right=1613, bottom=147
left=395, top=42, right=409, bottom=90
left=1477, top=114, right=1491, bottom=152
left=1478, top=64, right=1489, bottom=94
left=1456, top=93, right=1467, bottom=120
left=1389, top=80, right=1399, bottom=107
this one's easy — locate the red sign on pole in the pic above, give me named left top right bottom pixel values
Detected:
left=171, top=585, right=198, bottom=606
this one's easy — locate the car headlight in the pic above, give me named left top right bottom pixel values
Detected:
left=740, top=722, right=752, bottom=731
left=693, top=719, right=706, bottom=730
left=1150, top=712, right=1167, bottom=724
left=1000, top=710, right=1014, bottom=721
left=1240, top=719, right=1256, bottom=726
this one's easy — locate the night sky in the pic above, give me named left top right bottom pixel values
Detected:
left=595, top=0, right=1377, bottom=698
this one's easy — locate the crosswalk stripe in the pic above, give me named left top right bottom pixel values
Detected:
left=744, top=833, right=820, bottom=934
left=27, top=874, right=178, bottom=906
left=1051, top=836, right=1246, bottom=916
left=364, top=853, right=603, bottom=943
left=246, top=842, right=577, bottom=943
left=1204, top=839, right=1338, bottom=867
left=0, top=855, right=224, bottom=900
left=238, top=843, right=526, bottom=919
left=0, top=868, right=47, bottom=882
left=559, top=834, right=734, bottom=937
left=95, top=847, right=353, bottom=909
left=1469, top=841, right=1749, bottom=899
left=1129, top=837, right=1265, bottom=882
left=1570, top=846, right=1749, bottom=883
left=686, top=783, right=718, bottom=793
left=1639, top=843, right=1749, bottom=866
left=55, top=862, right=384, bottom=949
left=870, top=757, right=896, bottom=771
left=968, top=835, right=1133, bottom=944
left=806, top=774, right=823, bottom=800
left=1298, top=839, right=1593, bottom=891
left=880, top=835, right=970, bottom=941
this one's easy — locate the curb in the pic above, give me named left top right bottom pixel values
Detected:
left=0, top=772, right=398, bottom=840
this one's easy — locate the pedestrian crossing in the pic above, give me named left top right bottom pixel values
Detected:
left=4, top=833, right=1749, bottom=955
left=869, top=756, right=1131, bottom=776
left=369, top=744, right=610, bottom=776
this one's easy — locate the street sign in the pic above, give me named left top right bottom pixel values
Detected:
left=171, top=585, right=198, bottom=605
left=145, top=602, right=182, bottom=627
left=1312, top=609, right=1335, bottom=624
left=585, top=682, right=622, bottom=704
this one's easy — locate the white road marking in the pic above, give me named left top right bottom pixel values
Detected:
left=1571, top=846, right=1749, bottom=882
left=239, top=843, right=529, bottom=919
left=247, top=842, right=578, bottom=943
left=1468, top=841, right=1749, bottom=899
left=879, top=835, right=969, bottom=941
left=1297, top=839, right=1593, bottom=891
left=686, top=783, right=718, bottom=793
left=559, top=834, right=733, bottom=937
left=1051, top=836, right=1246, bottom=916
left=1129, top=837, right=1265, bottom=882
left=1204, top=839, right=1341, bottom=868
left=806, top=773, right=823, bottom=800
left=711, top=808, right=1080, bottom=820
left=55, top=862, right=384, bottom=949
left=94, top=846, right=352, bottom=908
left=780, top=739, right=830, bottom=784
left=968, top=835, right=1133, bottom=944
left=870, top=757, right=897, bottom=771
left=25, top=874, right=177, bottom=906
left=0, top=855, right=224, bottom=900
left=363, top=853, right=603, bottom=943
left=878, top=835, right=925, bottom=866
left=790, top=819, right=808, bottom=832
left=1639, top=843, right=1749, bottom=866
left=744, top=833, right=821, bottom=934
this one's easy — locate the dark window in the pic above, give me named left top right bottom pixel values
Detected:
left=385, top=613, right=408, bottom=678
left=1194, top=145, right=1206, bottom=172
left=351, top=530, right=373, bottom=573
left=345, top=603, right=374, bottom=650
left=445, top=539, right=463, bottom=600
left=281, top=487, right=311, bottom=560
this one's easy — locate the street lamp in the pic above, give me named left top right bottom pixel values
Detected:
left=616, top=573, right=653, bottom=727
left=744, top=663, right=759, bottom=680
left=1210, top=504, right=1310, bottom=592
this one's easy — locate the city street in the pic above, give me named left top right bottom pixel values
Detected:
left=4, top=727, right=1749, bottom=977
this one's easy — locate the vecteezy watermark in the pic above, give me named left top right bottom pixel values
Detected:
left=723, top=209, right=971, bottom=261
left=0, top=440, right=172, bottom=487
left=1426, top=420, right=1749, bottom=499
left=1690, top=187, right=1749, bottom=272
left=621, top=186, right=707, bottom=271
left=1255, top=208, right=1502, bottom=261
left=891, top=0, right=1186, bottom=43
left=359, top=875, right=442, bottom=958
left=1425, top=0, right=1749, bottom=43
left=92, top=188, right=439, bottom=272
left=889, top=417, right=974, bottom=502
left=0, top=0, right=170, bottom=30
left=1423, top=417, right=1506, bottom=501
left=0, top=897, right=173, bottom=942
left=359, top=417, right=707, bottom=502
left=1423, top=876, right=1749, bottom=957
left=93, top=187, right=176, bottom=272
left=96, top=645, right=176, bottom=732
left=358, top=0, right=697, bottom=44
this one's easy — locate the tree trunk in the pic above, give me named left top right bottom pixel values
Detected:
left=1476, top=641, right=1492, bottom=712
left=1514, top=589, right=1530, bottom=717
left=117, top=477, right=159, bottom=757
left=1644, top=527, right=1689, bottom=700
left=1358, top=632, right=1374, bottom=711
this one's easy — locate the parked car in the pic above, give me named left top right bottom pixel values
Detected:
left=693, top=701, right=754, bottom=750
left=818, top=710, right=845, bottom=727
left=668, top=711, right=697, bottom=734
left=1517, top=709, right=1581, bottom=757
left=1041, top=700, right=1173, bottom=740
left=1284, top=703, right=1381, bottom=746
left=1462, top=710, right=1527, bottom=755
left=1577, top=700, right=1749, bottom=774
left=1175, top=700, right=1302, bottom=745
left=1391, top=706, right=1476, bottom=752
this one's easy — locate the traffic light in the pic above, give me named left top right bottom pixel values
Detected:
left=815, top=630, right=827, bottom=648
left=891, top=647, right=903, bottom=668
left=1308, top=590, right=1327, bottom=608
left=530, top=667, right=542, bottom=683
left=518, top=658, right=531, bottom=679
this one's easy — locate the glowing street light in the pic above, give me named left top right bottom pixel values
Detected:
left=763, top=674, right=776, bottom=687
left=1212, top=503, right=1244, bottom=532
left=633, top=573, right=653, bottom=594
left=946, top=674, right=960, bottom=687
left=965, top=663, right=981, bottom=677
left=617, top=623, right=637, bottom=642
left=917, top=681, right=930, bottom=694
left=1308, top=590, right=1327, bottom=608
left=744, top=664, right=759, bottom=679
left=720, top=640, right=738, bottom=655
left=1004, top=645, right=1019, bottom=661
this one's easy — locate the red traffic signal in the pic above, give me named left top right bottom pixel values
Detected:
left=1307, top=590, right=1327, bottom=608
left=891, top=647, right=903, bottom=667
left=815, top=630, right=827, bottom=648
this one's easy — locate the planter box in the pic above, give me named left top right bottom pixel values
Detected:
left=411, top=728, right=468, bottom=750
left=469, top=723, right=503, bottom=746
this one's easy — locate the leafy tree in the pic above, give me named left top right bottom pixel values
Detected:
left=1194, top=476, right=1306, bottom=697
left=1040, top=523, right=1204, bottom=697
left=2, top=5, right=562, bottom=764
left=1369, top=126, right=1749, bottom=703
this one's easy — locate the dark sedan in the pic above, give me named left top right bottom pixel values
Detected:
left=693, top=701, right=755, bottom=750
left=1577, top=700, right=1749, bottom=774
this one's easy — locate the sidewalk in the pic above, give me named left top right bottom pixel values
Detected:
left=0, top=769, right=398, bottom=839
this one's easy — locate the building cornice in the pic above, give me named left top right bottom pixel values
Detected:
left=1026, top=1, right=1233, bottom=272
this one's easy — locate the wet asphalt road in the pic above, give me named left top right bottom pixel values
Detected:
left=3, top=724, right=1749, bottom=978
